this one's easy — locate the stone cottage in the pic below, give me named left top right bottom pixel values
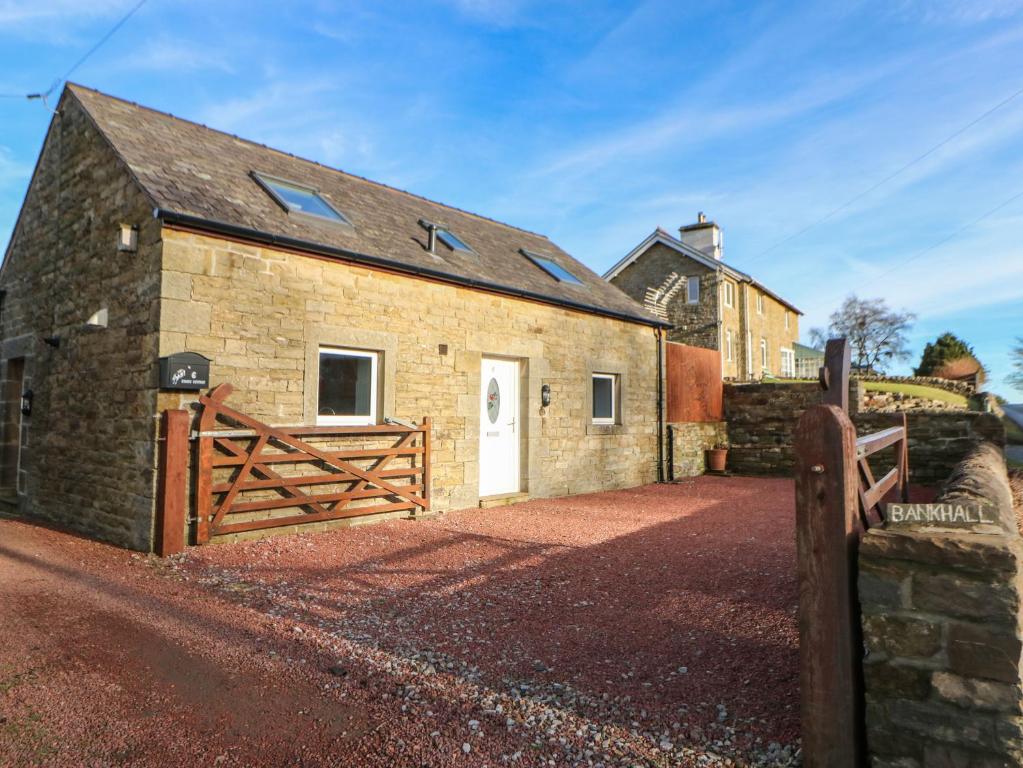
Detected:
left=0, top=83, right=668, bottom=551
left=605, top=215, right=802, bottom=380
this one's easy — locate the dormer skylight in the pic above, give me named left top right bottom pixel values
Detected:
left=252, top=172, right=350, bottom=224
left=437, top=228, right=473, bottom=253
left=522, top=249, right=583, bottom=285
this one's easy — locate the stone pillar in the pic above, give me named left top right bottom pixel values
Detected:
left=859, top=442, right=1023, bottom=767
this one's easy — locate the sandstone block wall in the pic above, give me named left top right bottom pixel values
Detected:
left=859, top=442, right=1023, bottom=766
left=668, top=421, right=727, bottom=478
left=157, top=229, right=661, bottom=515
left=610, top=242, right=720, bottom=351
left=0, top=94, right=162, bottom=550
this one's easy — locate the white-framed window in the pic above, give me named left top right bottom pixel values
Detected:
left=687, top=276, right=700, bottom=304
left=723, top=280, right=734, bottom=308
left=780, top=347, right=795, bottom=378
left=746, top=330, right=753, bottom=379
left=784, top=310, right=790, bottom=330
left=591, top=373, right=617, bottom=425
left=317, top=347, right=379, bottom=425
left=756, top=292, right=764, bottom=315
left=726, top=329, right=733, bottom=361
left=760, top=338, right=768, bottom=370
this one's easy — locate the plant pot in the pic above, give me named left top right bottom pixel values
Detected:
left=705, top=448, right=728, bottom=473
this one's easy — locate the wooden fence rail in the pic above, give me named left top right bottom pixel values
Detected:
left=195, top=384, right=431, bottom=543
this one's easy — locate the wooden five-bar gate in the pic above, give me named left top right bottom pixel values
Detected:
left=156, top=383, right=431, bottom=552
left=793, top=339, right=910, bottom=767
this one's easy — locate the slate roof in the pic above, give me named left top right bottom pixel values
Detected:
left=604, top=228, right=803, bottom=315
left=65, top=84, right=663, bottom=327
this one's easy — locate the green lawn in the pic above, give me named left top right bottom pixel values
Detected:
left=862, top=381, right=969, bottom=408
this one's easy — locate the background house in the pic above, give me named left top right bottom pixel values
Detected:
left=604, top=214, right=802, bottom=380
left=0, top=84, right=668, bottom=551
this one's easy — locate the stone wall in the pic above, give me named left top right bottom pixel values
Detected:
left=610, top=241, right=721, bottom=351
left=157, top=228, right=661, bottom=516
left=857, top=411, right=1006, bottom=487
left=859, top=442, right=1023, bottom=766
left=723, top=382, right=1005, bottom=485
left=0, top=91, right=162, bottom=549
left=668, top=421, right=727, bottom=478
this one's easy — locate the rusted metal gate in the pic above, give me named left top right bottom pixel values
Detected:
left=191, top=384, right=431, bottom=543
left=664, top=341, right=723, bottom=422
left=793, top=339, right=909, bottom=767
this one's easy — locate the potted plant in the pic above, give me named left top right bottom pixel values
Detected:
left=705, top=443, right=728, bottom=473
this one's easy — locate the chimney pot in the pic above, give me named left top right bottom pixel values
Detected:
left=679, top=213, right=723, bottom=261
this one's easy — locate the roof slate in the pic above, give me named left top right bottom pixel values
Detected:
left=66, top=84, right=661, bottom=326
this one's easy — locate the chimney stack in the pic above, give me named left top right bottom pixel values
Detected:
left=679, top=212, right=723, bottom=261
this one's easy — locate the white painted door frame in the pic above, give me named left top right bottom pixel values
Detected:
left=479, top=357, right=521, bottom=497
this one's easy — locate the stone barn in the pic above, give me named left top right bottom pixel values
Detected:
left=0, top=84, right=668, bottom=551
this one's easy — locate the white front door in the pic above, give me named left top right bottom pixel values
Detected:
left=479, top=357, right=520, bottom=497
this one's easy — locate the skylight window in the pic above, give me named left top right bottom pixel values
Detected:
left=521, top=249, right=583, bottom=285
left=437, top=228, right=473, bottom=253
left=253, top=173, right=350, bottom=224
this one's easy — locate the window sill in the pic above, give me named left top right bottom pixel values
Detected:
left=587, top=423, right=624, bottom=436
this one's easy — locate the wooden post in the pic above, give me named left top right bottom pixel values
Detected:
left=794, top=403, right=863, bottom=767
left=195, top=383, right=232, bottom=544
left=421, top=416, right=432, bottom=512
left=156, top=409, right=189, bottom=557
left=820, top=338, right=851, bottom=413
left=890, top=412, right=910, bottom=503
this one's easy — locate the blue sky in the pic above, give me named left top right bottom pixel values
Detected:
left=2, top=0, right=1022, bottom=395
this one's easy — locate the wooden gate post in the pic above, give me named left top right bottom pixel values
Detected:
left=156, top=409, right=189, bottom=557
left=794, top=403, right=863, bottom=767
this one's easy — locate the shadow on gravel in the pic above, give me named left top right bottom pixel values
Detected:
left=185, top=479, right=802, bottom=747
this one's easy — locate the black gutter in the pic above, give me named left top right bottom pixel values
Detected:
left=656, top=326, right=665, bottom=482
left=154, top=208, right=671, bottom=330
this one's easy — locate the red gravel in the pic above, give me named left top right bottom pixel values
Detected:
left=0, top=478, right=803, bottom=767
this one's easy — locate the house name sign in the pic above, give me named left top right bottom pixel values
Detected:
left=159, top=352, right=210, bottom=391
left=885, top=501, right=996, bottom=527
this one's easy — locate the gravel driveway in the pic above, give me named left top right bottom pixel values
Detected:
left=0, top=477, right=800, bottom=767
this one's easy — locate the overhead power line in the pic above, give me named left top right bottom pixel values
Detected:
left=1, top=0, right=148, bottom=103
left=741, top=81, right=1023, bottom=268
left=806, top=185, right=1023, bottom=320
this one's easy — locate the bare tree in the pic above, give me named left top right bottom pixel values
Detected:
left=1009, top=337, right=1023, bottom=393
left=810, top=295, right=915, bottom=372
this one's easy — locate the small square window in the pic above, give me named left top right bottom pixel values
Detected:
left=318, top=347, right=378, bottom=425
left=592, top=373, right=617, bottom=424
left=687, top=276, right=700, bottom=304
left=522, top=249, right=584, bottom=285
left=254, top=173, right=350, bottom=224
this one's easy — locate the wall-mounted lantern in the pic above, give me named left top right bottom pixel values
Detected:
left=20, top=389, right=32, bottom=417
left=541, top=383, right=551, bottom=408
left=117, top=224, right=138, bottom=253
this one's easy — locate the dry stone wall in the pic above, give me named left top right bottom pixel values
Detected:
left=859, top=442, right=1023, bottom=766
left=723, top=382, right=1005, bottom=485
